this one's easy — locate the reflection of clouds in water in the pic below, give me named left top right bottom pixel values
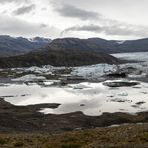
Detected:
left=66, top=82, right=107, bottom=96
left=1, top=79, right=148, bottom=116
left=65, top=88, right=102, bottom=96
left=40, top=99, right=102, bottom=116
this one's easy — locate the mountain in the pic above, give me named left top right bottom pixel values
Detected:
left=48, top=37, right=115, bottom=50
left=1, top=36, right=148, bottom=58
left=0, top=49, right=118, bottom=68
left=44, top=37, right=148, bottom=53
left=1, top=36, right=148, bottom=68
left=0, top=37, right=119, bottom=68
left=44, top=37, right=118, bottom=53
left=116, top=38, right=148, bottom=53
left=0, top=35, right=51, bottom=57
left=84, top=38, right=148, bottom=53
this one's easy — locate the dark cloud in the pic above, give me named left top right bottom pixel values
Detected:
left=62, top=24, right=148, bottom=37
left=54, top=4, right=99, bottom=20
left=13, top=4, right=35, bottom=15
left=40, top=24, right=48, bottom=28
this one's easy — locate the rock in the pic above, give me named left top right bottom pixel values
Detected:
left=106, top=73, right=127, bottom=78
left=103, top=81, right=140, bottom=87
left=80, top=104, right=85, bottom=107
left=135, top=101, right=145, bottom=105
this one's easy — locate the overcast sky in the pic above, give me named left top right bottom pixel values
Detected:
left=0, top=0, right=148, bottom=40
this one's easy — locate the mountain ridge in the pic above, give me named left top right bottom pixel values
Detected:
left=1, top=36, right=148, bottom=57
left=0, top=36, right=148, bottom=68
left=43, top=37, right=148, bottom=53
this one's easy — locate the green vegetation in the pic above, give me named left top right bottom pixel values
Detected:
left=0, top=137, right=8, bottom=145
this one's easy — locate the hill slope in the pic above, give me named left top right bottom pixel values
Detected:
left=0, top=123, right=148, bottom=147
left=0, top=49, right=118, bottom=68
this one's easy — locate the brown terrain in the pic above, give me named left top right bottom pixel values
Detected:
left=0, top=97, right=148, bottom=147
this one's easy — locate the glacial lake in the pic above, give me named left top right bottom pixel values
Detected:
left=0, top=52, right=148, bottom=116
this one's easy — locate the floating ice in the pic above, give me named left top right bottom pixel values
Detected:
left=12, top=74, right=46, bottom=82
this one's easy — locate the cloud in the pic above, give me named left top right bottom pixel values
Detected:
left=62, top=24, right=148, bottom=37
left=40, top=24, right=48, bottom=28
left=13, top=4, right=36, bottom=15
left=0, top=0, right=147, bottom=39
left=0, top=15, right=60, bottom=38
left=53, top=4, right=99, bottom=20
left=56, top=3, right=148, bottom=38
left=0, top=0, right=29, bottom=4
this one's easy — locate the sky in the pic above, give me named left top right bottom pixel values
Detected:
left=0, top=0, right=148, bottom=40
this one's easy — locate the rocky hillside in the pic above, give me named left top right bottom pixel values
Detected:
left=0, top=49, right=118, bottom=68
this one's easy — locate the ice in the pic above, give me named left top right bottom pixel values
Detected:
left=25, top=66, right=54, bottom=74
left=12, top=74, right=46, bottom=82
left=70, top=52, right=148, bottom=79
left=10, top=65, right=66, bottom=75
left=71, top=64, right=117, bottom=79
left=116, top=40, right=125, bottom=44
left=112, top=52, right=148, bottom=62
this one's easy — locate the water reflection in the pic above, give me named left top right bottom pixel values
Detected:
left=0, top=80, right=148, bottom=116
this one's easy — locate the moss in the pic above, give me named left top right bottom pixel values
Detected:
left=139, top=132, right=148, bottom=142
left=0, top=138, right=7, bottom=145
left=61, top=143, right=82, bottom=148
left=13, top=141, right=24, bottom=147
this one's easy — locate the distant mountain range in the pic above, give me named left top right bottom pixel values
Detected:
left=46, top=37, right=148, bottom=53
left=0, top=36, right=148, bottom=68
left=1, top=36, right=148, bottom=57
left=0, top=35, right=51, bottom=57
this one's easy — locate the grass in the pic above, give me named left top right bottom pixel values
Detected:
left=60, top=143, right=82, bottom=148
left=0, top=124, right=148, bottom=148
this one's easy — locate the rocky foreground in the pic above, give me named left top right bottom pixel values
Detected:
left=1, top=98, right=148, bottom=134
